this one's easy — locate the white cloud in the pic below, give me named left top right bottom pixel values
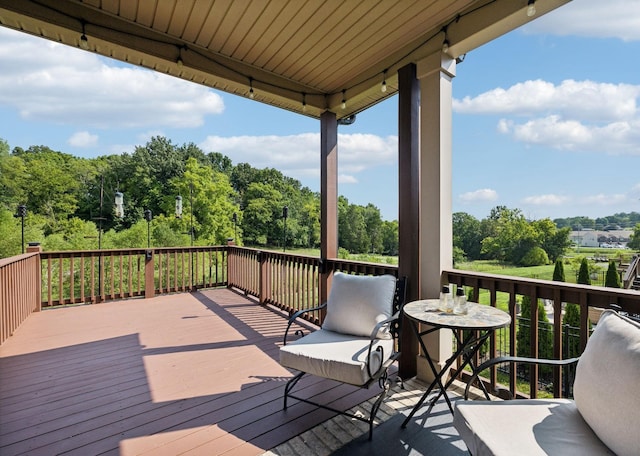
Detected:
left=459, top=189, right=498, bottom=203
left=339, top=174, right=358, bottom=184
left=454, top=79, right=640, bottom=122
left=522, top=194, right=570, bottom=206
left=68, top=131, right=98, bottom=147
left=0, top=28, right=224, bottom=129
left=580, top=193, right=629, bottom=206
left=456, top=79, right=640, bottom=155
left=199, top=133, right=397, bottom=183
left=525, top=0, right=640, bottom=41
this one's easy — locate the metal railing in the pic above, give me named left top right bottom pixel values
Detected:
left=444, top=269, right=640, bottom=399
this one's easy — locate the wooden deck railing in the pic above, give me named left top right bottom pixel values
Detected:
left=39, top=246, right=227, bottom=307
left=4, top=244, right=640, bottom=402
left=0, top=251, right=41, bottom=345
left=623, top=254, right=640, bottom=289
left=226, top=247, right=397, bottom=325
left=443, top=269, right=640, bottom=399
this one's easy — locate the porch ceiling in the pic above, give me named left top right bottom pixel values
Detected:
left=0, top=0, right=569, bottom=120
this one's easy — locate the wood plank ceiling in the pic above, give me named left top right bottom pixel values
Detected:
left=0, top=0, right=568, bottom=119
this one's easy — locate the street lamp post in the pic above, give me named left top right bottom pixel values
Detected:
left=175, top=185, right=195, bottom=289
left=93, top=175, right=124, bottom=298
left=144, top=209, right=152, bottom=248
left=282, top=206, right=288, bottom=252
left=232, top=212, right=238, bottom=243
left=14, top=204, right=27, bottom=254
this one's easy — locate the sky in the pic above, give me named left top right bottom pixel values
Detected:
left=0, top=0, right=639, bottom=222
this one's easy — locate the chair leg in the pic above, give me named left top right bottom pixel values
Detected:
left=368, top=376, right=391, bottom=440
left=284, top=371, right=305, bottom=409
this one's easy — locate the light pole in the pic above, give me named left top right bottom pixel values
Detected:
left=93, top=176, right=124, bottom=297
left=176, top=185, right=195, bottom=289
left=144, top=209, right=152, bottom=248
left=282, top=206, right=288, bottom=252
left=14, top=204, right=27, bottom=254
left=189, top=183, right=194, bottom=247
left=232, top=212, right=238, bottom=243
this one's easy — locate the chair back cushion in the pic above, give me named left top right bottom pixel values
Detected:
left=322, top=272, right=396, bottom=339
left=573, top=309, right=640, bottom=456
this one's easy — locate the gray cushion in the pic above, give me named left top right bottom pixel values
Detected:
left=279, top=329, right=394, bottom=386
left=321, top=272, right=396, bottom=339
left=573, top=309, right=640, bottom=456
left=454, top=399, right=613, bottom=456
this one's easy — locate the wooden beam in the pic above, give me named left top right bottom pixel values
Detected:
left=398, top=63, right=420, bottom=379
left=320, top=111, right=338, bottom=304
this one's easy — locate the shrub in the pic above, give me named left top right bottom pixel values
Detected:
left=605, top=260, right=621, bottom=288
left=520, top=246, right=549, bottom=266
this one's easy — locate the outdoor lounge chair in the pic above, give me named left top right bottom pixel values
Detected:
left=279, top=272, right=407, bottom=440
left=453, top=309, right=640, bottom=456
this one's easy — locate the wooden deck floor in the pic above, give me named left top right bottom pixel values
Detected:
left=0, top=289, right=386, bottom=456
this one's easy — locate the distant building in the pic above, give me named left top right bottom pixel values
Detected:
left=570, top=229, right=632, bottom=248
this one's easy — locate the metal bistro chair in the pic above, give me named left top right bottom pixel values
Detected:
left=279, top=272, right=407, bottom=439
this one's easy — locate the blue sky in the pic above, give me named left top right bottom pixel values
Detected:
left=1, top=0, right=639, bottom=222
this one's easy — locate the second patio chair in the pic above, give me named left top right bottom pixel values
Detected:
left=279, top=271, right=407, bottom=440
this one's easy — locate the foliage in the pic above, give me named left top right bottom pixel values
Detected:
left=629, top=223, right=640, bottom=251
left=605, top=260, right=621, bottom=288
left=520, top=246, right=549, bottom=266
left=517, top=295, right=554, bottom=379
left=577, top=258, right=591, bottom=285
left=453, top=212, right=482, bottom=260
left=554, top=213, right=640, bottom=230
left=552, top=258, right=565, bottom=282
left=562, top=303, right=583, bottom=359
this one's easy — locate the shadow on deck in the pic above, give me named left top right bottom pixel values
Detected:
left=0, top=288, right=467, bottom=456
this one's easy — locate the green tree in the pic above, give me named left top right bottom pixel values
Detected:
left=532, top=219, right=571, bottom=262
left=517, top=296, right=554, bottom=380
left=520, top=246, right=549, bottom=266
left=553, top=258, right=566, bottom=282
left=563, top=258, right=592, bottom=359
left=380, top=220, right=399, bottom=255
left=628, top=223, right=640, bottom=251
left=453, top=212, right=482, bottom=260
left=577, top=258, right=591, bottom=285
left=605, top=260, right=621, bottom=288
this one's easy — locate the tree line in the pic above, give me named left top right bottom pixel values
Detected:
left=0, top=137, right=398, bottom=258
left=2, top=136, right=638, bottom=260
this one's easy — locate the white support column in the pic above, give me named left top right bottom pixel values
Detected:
left=415, top=51, right=456, bottom=382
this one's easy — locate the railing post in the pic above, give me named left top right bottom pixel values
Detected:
left=26, top=243, right=42, bottom=312
left=258, top=251, right=268, bottom=304
left=145, top=249, right=155, bottom=299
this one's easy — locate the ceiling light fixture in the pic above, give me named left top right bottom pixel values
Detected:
left=79, top=21, right=89, bottom=50
left=249, top=77, right=255, bottom=99
left=442, top=39, right=450, bottom=54
left=302, top=92, right=307, bottom=111
left=526, top=0, right=536, bottom=17
left=341, top=90, right=346, bottom=109
left=176, top=45, right=184, bottom=67
left=381, top=70, right=387, bottom=93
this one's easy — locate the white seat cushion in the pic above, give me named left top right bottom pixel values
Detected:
left=573, top=310, right=640, bottom=456
left=321, top=272, right=396, bottom=339
left=454, top=399, right=613, bottom=456
left=279, top=329, right=394, bottom=386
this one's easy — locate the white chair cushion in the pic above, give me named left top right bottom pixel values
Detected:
left=454, top=399, right=613, bottom=456
left=321, top=272, right=396, bottom=339
left=279, top=329, right=394, bottom=386
left=573, top=310, right=640, bottom=456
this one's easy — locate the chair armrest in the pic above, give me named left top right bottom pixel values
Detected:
left=366, top=310, right=401, bottom=378
left=283, top=302, right=327, bottom=345
left=464, top=355, right=580, bottom=399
